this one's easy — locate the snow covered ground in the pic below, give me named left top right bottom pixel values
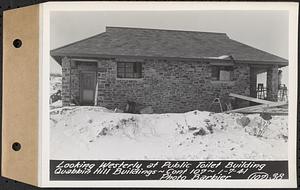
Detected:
left=50, top=106, right=288, bottom=160
left=51, top=100, right=62, bottom=109
left=50, top=74, right=62, bottom=109
left=50, top=74, right=62, bottom=95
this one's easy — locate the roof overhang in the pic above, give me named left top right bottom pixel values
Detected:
left=50, top=51, right=288, bottom=67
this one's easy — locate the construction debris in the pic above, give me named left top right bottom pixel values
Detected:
left=229, top=93, right=274, bottom=104
left=227, top=93, right=288, bottom=115
left=139, top=106, right=154, bottom=114
left=114, top=108, right=124, bottom=113
left=125, top=101, right=153, bottom=114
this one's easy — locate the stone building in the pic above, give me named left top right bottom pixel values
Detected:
left=50, top=27, right=288, bottom=113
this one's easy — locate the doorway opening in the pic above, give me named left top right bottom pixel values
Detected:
left=256, top=72, right=267, bottom=100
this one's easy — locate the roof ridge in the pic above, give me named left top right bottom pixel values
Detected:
left=106, top=26, right=227, bottom=36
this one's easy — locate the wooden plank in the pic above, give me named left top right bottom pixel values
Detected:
left=94, top=81, right=98, bottom=106
left=233, top=111, right=288, bottom=116
left=226, top=101, right=288, bottom=113
left=229, top=93, right=274, bottom=104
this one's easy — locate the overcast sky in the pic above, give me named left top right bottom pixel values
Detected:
left=50, top=10, right=289, bottom=86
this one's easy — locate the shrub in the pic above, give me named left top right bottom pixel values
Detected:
left=260, top=112, right=272, bottom=121
left=193, top=128, right=207, bottom=136
left=98, top=127, right=108, bottom=136
left=236, top=116, right=250, bottom=127
left=246, top=115, right=271, bottom=138
left=206, top=123, right=214, bottom=134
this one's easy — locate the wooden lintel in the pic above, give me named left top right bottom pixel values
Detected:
left=209, top=62, right=234, bottom=66
left=250, top=64, right=273, bottom=69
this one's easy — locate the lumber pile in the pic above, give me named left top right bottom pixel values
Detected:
left=226, top=93, right=288, bottom=115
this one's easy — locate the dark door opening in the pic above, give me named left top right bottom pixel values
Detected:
left=80, top=71, right=97, bottom=105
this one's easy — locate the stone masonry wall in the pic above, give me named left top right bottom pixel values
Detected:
left=62, top=57, right=251, bottom=113
left=266, top=65, right=279, bottom=102
left=61, top=57, right=71, bottom=106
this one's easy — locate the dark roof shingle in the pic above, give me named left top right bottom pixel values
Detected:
left=51, top=27, right=288, bottom=65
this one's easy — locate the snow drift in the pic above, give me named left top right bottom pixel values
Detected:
left=50, top=107, right=288, bottom=160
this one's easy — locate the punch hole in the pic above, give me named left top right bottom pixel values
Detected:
left=12, top=142, right=21, bottom=151
left=13, top=39, right=22, bottom=48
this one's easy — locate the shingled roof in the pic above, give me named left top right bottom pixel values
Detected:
left=50, top=27, right=288, bottom=66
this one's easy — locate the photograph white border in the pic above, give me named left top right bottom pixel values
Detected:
left=39, top=1, right=298, bottom=188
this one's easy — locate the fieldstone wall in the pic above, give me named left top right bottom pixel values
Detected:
left=61, top=57, right=71, bottom=106
left=70, top=60, right=80, bottom=103
left=62, top=57, right=252, bottom=113
left=266, top=65, right=279, bottom=101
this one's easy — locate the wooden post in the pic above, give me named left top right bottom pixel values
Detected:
left=94, top=82, right=98, bottom=106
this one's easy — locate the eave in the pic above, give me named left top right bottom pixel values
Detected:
left=50, top=51, right=288, bottom=67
